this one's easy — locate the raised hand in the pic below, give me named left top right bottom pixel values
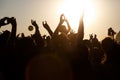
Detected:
left=16, top=33, right=20, bottom=38
left=0, top=17, right=10, bottom=27
left=42, top=21, right=53, bottom=36
left=89, top=34, right=93, bottom=40
left=31, top=19, right=41, bottom=36
left=53, top=14, right=66, bottom=37
left=64, top=18, right=71, bottom=33
left=31, top=20, right=38, bottom=28
left=9, top=17, right=17, bottom=26
left=60, top=14, right=65, bottom=24
left=42, top=21, right=50, bottom=30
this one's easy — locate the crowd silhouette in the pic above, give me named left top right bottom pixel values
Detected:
left=0, top=13, right=120, bottom=80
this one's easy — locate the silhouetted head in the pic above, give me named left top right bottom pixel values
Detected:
left=0, top=30, right=10, bottom=41
left=2, top=29, right=10, bottom=34
left=72, top=44, right=89, bottom=63
left=94, top=34, right=97, bottom=38
left=101, top=37, right=115, bottom=53
left=0, top=30, right=11, bottom=46
left=108, top=27, right=116, bottom=36
left=90, top=48, right=104, bottom=64
left=59, top=25, right=68, bottom=34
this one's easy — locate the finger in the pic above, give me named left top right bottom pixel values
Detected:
left=42, top=21, right=44, bottom=25
left=45, top=21, right=47, bottom=24
left=31, top=19, right=33, bottom=23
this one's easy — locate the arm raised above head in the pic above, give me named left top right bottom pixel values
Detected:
left=31, top=19, right=44, bottom=47
left=4, top=17, right=17, bottom=46
left=77, top=12, right=84, bottom=41
left=9, top=17, right=17, bottom=41
left=52, top=14, right=65, bottom=37
left=0, top=17, right=10, bottom=27
left=65, top=18, right=71, bottom=34
left=31, top=20, right=41, bottom=36
left=42, top=21, right=53, bottom=36
left=31, top=20, right=39, bottom=30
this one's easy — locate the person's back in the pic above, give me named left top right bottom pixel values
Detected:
left=101, top=37, right=120, bottom=80
left=71, top=43, right=96, bottom=80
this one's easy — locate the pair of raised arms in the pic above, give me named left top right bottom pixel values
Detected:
left=0, top=17, right=17, bottom=44
left=52, top=14, right=71, bottom=37
left=36, top=14, right=71, bottom=37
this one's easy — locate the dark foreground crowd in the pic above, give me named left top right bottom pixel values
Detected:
left=0, top=14, right=120, bottom=80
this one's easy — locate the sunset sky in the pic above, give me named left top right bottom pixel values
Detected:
left=0, top=0, right=120, bottom=40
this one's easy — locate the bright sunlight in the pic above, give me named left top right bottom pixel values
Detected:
left=58, top=0, right=96, bottom=32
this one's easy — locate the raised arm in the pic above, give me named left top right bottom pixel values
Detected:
left=7, top=17, right=17, bottom=45
left=0, top=17, right=17, bottom=46
left=31, top=20, right=44, bottom=47
left=42, top=21, right=53, bottom=36
left=52, top=14, right=65, bottom=37
left=0, top=17, right=10, bottom=27
left=77, top=12, right=84, bottom=40
left=65, top=18, right=71, bottom=34
left=9, top=17, right=17, bottom=39
left=31, top=20, right=41, bottom=36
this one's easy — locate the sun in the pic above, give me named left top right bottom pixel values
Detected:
left=58, top=0, right=96, bottom=32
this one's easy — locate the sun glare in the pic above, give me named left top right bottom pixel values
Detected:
left=58, top=0, right=96, bottom=32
